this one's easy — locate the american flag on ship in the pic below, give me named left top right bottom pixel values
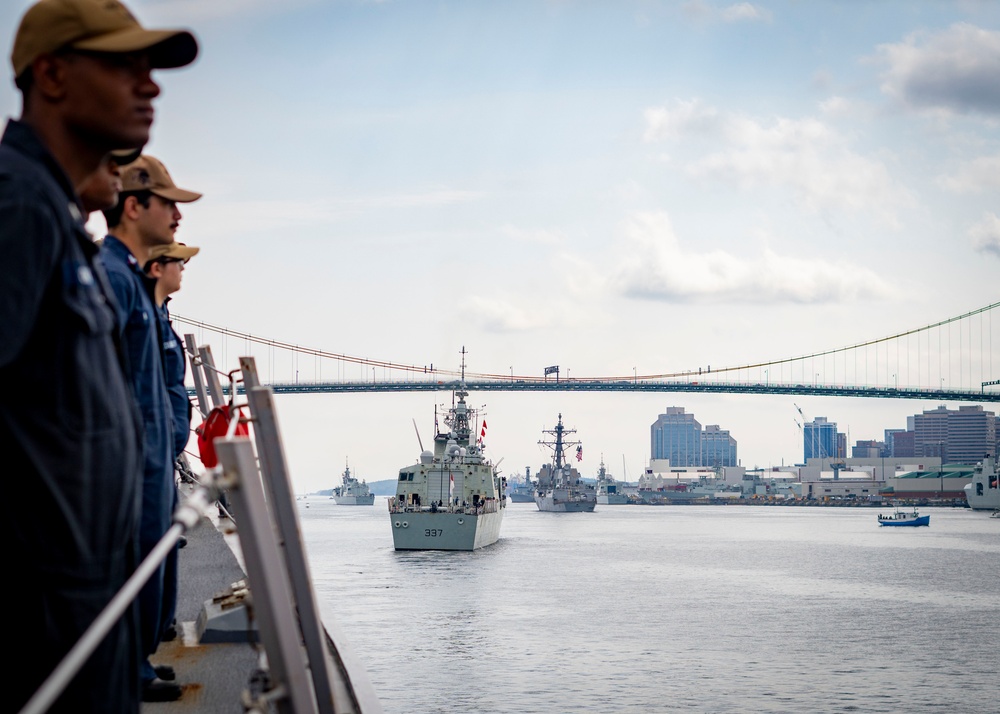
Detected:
left=576, top=445, right=583, bottom=461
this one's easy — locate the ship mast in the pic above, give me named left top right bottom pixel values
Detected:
left=538, top=413, right=581, bottom=470
left=445, top=346, right=471, bottom=445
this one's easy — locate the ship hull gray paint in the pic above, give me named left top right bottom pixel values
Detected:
left=597, top=494, right=629, bottom=505
left=534, top=494, right=596, bottom=512
left=390, top=510, right=504, bottom=551
left=332, top=495, right=375, bottom=506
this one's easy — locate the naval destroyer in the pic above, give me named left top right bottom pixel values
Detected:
left=534, top=414, right=596, bottom=512
left=332, top=462, right=375, bottom=505
left=389, top=366, right=506, bottom=550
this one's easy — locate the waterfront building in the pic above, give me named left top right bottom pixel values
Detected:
left=650, top=408, right=738, bottom=467
left=803, top=417, right=839, bottom=462
left=796, top=456, right=971, bottom=501
left=912, top=405, right=996, bottom=463
left=799, top=456, right=941, bottom=483
left=852, top=440, right=885, bottom=458
left=885, top=428, right=914, bottom=458
left=651, top=407, right=702, bottom=466
left=701, top=425, right=737, bottom=467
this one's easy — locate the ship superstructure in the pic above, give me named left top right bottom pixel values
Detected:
left=332, top=462, right=375, bottom=505
left=534, top=414, right=596, bottom=512
left=595, top=458, right=630, bottom=505
left=389, top=355, right=505, bottom=550
left=508, top=466, right=535, bottom=502
left=964, top=455, right=1000, bottom=511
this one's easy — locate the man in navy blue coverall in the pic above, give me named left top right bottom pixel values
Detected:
left=0, top=1, right=197, bottom=711
left=101, top=154, right=202, bottom=702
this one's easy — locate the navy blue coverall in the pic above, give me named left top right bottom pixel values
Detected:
left=0, top=119, right=142, bottom=713
left=100, top=235, right=177, bottom=685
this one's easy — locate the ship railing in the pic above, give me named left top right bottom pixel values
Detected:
left=387, top=497, right=501, bottom=515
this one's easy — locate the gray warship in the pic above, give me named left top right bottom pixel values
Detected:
left=534, top=414, right=596, bottom=512
left=389, top=359, right=506, bottom=550
left=508, top=466, right=536, bottom=502
left=595, top=458, right=630, bottom=505
left=332, top=461, right=375, bottom=505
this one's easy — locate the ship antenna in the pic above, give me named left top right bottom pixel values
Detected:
left=412, top=418, right=425, bottom=452
left=459, top=345, right=467, bottom=384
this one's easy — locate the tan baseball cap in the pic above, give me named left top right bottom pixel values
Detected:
left=148, top=241, right=199, bottom=263
left=121, top=154, right=202, bottom=203
left=12, top=0, right=198, bottom=77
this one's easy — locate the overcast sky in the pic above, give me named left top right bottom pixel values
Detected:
left=3, top=0, right=998, bottom=493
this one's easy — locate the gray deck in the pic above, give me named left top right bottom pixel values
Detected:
left=142, top=502, right=258, bottom=713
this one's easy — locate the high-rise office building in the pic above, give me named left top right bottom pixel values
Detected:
left=803, top=417, right=839, bottom=461
left=701, top=425, right=738, bottom=467
left=651, top=407, right=702, bottom=466
left=650, top=408, right=738, bottom=467
left=912, top=405, right=996, bottom=463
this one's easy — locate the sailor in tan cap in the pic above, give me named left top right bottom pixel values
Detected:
left=100, top=154, right=201, bottom=702
left=1, top=2, right=198, bottom=712
left=145, top=241, right=200, bottom=458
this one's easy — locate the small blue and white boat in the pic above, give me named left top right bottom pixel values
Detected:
left=878, top=507, right=930, bottom=527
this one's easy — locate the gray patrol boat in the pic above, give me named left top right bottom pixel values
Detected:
left=332, top=461, right=375, bottom=505
left=534, top=414, right=596, bottom=512
left=389, top=368, right=506, bottom=550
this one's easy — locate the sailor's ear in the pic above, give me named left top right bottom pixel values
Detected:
left=122, top=194, right=143, bottom=221
left=29, top=54, right=72, bottom=102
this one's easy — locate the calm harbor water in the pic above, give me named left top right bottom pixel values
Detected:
left=298, top=500, right=999, bottom=714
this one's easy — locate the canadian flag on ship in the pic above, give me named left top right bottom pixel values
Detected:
left=449, top=474, right=455, bottom=496
left=479, top=420, right=487, bottom=444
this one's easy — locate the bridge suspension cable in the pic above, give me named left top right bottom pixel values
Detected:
left=642, top=301, right=999, bottom=380
left=175, top=301, right=997, bottom=386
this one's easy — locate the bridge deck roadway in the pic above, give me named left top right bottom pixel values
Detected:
left=194, top=380, right=1000, bottom=402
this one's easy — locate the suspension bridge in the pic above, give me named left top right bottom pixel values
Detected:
left=177, top=301, right=1000, bottom=402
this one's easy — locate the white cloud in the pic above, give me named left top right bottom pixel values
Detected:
left=643, top=99, right=721, bottom=142
left=643, top=101, right=913, bottom=227
left=970, top=212, right=1000, bottom=257
left=818, top=95, right=869, bottom=119
left=937, top=154, right=1000, bottom=194
left=681, top=1, right=772, bottom=23
left=874, top=23, right=1000, bottom=116
left=720, top=3, right=771, bottom=23
left=459, top=296, right=556, bottom=333
left=611, top=211, right=897, bottom=304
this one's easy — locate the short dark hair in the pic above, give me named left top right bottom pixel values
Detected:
left=103, top=190, right=152, bottom=228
